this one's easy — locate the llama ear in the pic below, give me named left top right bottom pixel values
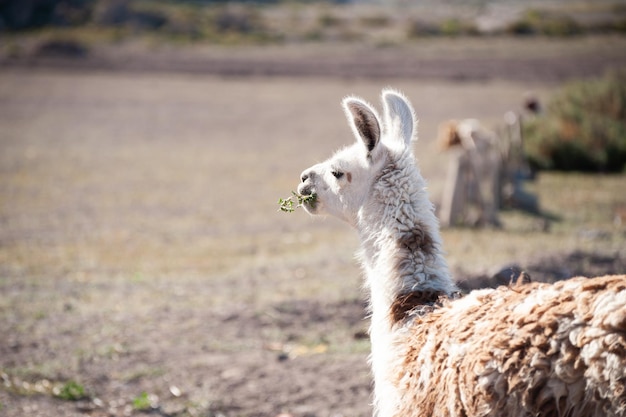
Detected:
left=382, top=89, right=416, bottom=147
left=342, top=97, right=381, bottom=154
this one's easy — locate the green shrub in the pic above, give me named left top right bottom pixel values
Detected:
left=439, top=18, right=479, bottom=37
left=523, top=71, right=626, bottom=172
left=507, top=9, right=582, bottom=36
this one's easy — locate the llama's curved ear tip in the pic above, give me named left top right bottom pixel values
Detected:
left=342, top=95, right=367, bottom=109
left=341, top=96, right=353, bottom=107
left=382, top=88, right=406, bottom=99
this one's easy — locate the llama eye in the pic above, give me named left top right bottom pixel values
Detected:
left=331, top=170, right=344, bottom=179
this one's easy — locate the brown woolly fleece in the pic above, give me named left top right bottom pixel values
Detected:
left=393, top=275, right=626, bottom=417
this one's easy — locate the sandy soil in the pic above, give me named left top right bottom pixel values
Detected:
left=1, top=39, right=625, bottom=417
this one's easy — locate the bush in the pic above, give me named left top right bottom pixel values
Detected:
left=438, top=18, right=479, bottom=37
left=0, top=0, right=93, bottom=30
left=507, top=9, right=582, bottom=37
left=523, top=71, right=626, bottom=172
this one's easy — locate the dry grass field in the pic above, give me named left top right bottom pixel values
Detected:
left=1, top=37, right=625, bottom=416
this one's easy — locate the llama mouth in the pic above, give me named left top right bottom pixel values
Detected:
left=302, top=193, right=317, bottom=211
left=296, top=185, right=318, bottom=212
left=297, top=192, right=317, bottom=212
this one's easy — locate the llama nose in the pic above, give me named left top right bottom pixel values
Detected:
left=301, top=170, right=313, bottom=183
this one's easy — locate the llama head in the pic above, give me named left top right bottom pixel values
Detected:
left=297, top=89, right=417, bottom=225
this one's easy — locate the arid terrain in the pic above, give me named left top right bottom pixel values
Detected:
left=1, top=35, right=626, bottom=417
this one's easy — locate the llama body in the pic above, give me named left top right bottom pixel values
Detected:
left=393, top=276, right=626, bottom=417
left=296, top=89, right=626, bottom=416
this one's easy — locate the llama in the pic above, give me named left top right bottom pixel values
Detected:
left=437, top=119, right=502, bottom=227
left=296, top=89, right=626, bottom=417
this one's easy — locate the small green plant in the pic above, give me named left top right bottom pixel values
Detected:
left=54, top=381, right=87, bottom=401
left=132, top=392, right=152, bottom=410
left=278, top=192, right=317, bottom=213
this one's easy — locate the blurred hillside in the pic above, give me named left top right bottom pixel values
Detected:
left=2, top=0, right=626, bottom=42
left=2, top=0, right=626, bottom=82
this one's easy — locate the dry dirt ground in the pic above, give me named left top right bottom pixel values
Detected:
left=4, top=35, right=626, bottom=82
left=1, top=37, right=626, bottom=417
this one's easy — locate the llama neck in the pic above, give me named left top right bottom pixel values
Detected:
left=357, top=156, right=457, bottom=329
left=357, top=157, right=457, bottom=415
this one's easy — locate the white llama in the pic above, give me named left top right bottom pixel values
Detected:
left=296, top=89, right=626, bottom=417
